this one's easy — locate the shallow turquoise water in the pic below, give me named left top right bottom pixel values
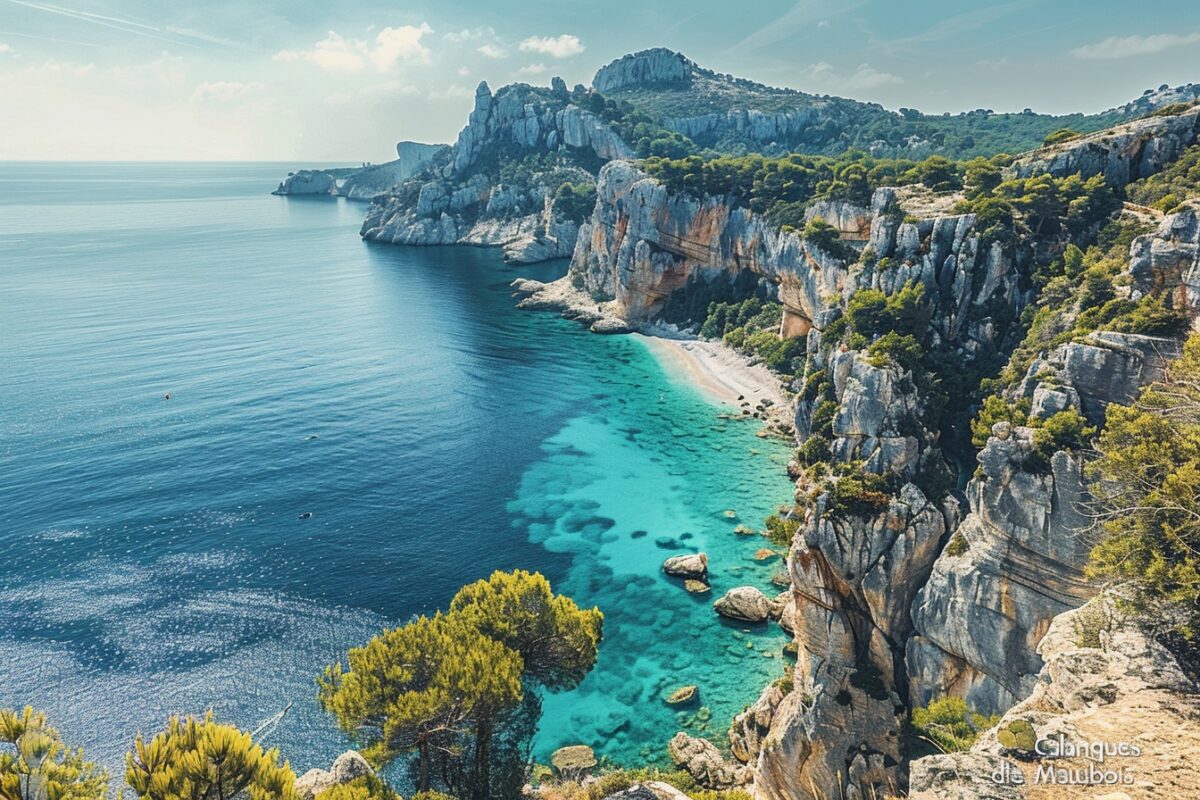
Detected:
left=0, top=162, right=794, bottom=777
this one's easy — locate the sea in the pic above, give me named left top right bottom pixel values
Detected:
left=0, top=162, right=794, bottom=779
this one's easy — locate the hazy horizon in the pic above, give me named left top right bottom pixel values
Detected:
left=2, top=0, right=1198, bottom=161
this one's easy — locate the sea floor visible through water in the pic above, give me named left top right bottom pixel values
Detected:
left=0, top=162, right=796, bottom=777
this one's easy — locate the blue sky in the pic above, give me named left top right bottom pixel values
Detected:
left=1, top=0, right=1198, bottom=160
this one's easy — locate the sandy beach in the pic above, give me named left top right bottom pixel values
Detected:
left=635, top=334, right=792, bottom=428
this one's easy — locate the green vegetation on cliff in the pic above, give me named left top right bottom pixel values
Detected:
left=1089, top=333, right=1200, bottom=640
left=910, top=697, right=1000, bottom=755
left=1127, top=143, right=1200, bottom=212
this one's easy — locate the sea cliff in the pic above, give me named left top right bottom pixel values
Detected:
left=519, top=106, right=1200, bottom=798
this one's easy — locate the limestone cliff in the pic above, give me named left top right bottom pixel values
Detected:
left=909, top=596, right=1200, bottom=800
left=1010, top=110, right=1200, bottom=187
left=539, top=108, right=1200, bottom=799
left=908, top=207, right=1199, bottom=722
left=273, top=142, right=448, bottom=199
left=358, top=80, right=633, bottom=262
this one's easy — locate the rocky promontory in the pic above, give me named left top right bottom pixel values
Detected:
left=274, top=141, right=448, bottom=199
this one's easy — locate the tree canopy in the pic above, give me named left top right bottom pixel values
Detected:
left=125, top=713, right=296, bottom=800
left=1089, top=333, right=1200, bottom=639
left=319, top=570, right=601, bottom=800
left=0, top=707, right=107, bottom=800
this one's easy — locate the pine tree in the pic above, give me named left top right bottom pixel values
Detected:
left=448, top=569, right=603, bottom=691
left=0, top=707, right=108, bottom=800
left=317, top=613, right=523, bottom=794
left=125, top=712, right=296, bottom=800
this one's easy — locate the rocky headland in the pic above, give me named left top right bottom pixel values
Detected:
left=515, top=103, right=1200, bottom=799
left=266, top=45, right=1200, bottom=800
left=273, top=141, right=448, bottom=200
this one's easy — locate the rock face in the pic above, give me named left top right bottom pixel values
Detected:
left=550, top=745, right=597, bottom=780
left=907, top=209, right=1197, bottom=720
left=667, top=732, right=749, bottom=789
left=568, top=161, right=1015, bottom=353
left=909, top=596, right=1200, bottom=799
left=294, top=751, right=374, bottom=800
left=359, top=81, right=632, bottom=262
left=908, top=434, right=1093, bottom=715
left=1129, top=204, right=1200, bottom=316
left=274, top=169, right=336, bottom=196
left=713, top=586, right=771, bottom=622
left=1010, top=108, right=1200, bottom=187
left=592, top=48, right=697, bottom=92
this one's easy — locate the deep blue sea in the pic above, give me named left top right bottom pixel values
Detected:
left=0, top=162, right=794, bottom=779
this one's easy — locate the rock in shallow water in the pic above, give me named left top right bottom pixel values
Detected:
left=662, top=552, right=708, bottom=578
left=713, top=586, right=771, bottom=622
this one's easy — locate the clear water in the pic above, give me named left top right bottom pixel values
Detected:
left=0, top=162, right=794, bottom=778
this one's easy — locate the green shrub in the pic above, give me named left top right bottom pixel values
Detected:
left=825, top=463, right=893, bottom=518
left=552, top=182, right=597, bottom=224
left=912, top=698, right=999, bottom=753
left=1043, top=128, right=1083, bottom=146
left=799, top=435, right=832, bottom=465
left=970, top=396, right=1031, bottom=448
left=802, top=219, right=855, bottom=260
left=764, top=513, right=801, bottom=547
left=867, top=331, right=924, bottom=372
left=1028, top=408, right=1095, bottom=469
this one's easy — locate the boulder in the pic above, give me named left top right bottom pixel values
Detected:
left=713, top=586, right=771, bottom=622
left=663, top=553, right=708, bottom=578
left=667, top=732, right=748, bottom=790
left=550, top=745, right=597, bottom=780
left=294, top=751, right=374, bottom=800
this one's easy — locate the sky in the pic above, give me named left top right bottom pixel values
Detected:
left=1, top=0, right=1199, bottom=161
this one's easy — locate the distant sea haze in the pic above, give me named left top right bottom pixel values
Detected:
left=0, top=162, right=794, bottom=779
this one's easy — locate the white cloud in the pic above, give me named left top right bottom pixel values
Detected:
left=444, top=27, right=494, bottom=43
left=1071, top=32, right=1200, bottom=60
left=518, top=34, right=584, bottom=58
left=517, top=63, right=547, bottom=76
left=274, top=31, right=366, bottom=72
left=191, top=80, right=266, bottom=102
left=457, top=66, right=470, bottom=76
left=273, top=24, right=433, bottom=74
left=476, top=44, right=507, bottom=59
left=371, top=24, right=434, bottom=70
left=0, top=43, right=14, bottom=54
left=799, top=62, right=902, bottom=91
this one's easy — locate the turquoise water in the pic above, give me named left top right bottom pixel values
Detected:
left=0, top=163, right=794, bottom=778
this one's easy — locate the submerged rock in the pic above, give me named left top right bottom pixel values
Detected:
left=665, top=685, right=699, bottom=705
left=684, top=579, right=710, bottom=594
left=713, top=586, right=771, bottom=622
